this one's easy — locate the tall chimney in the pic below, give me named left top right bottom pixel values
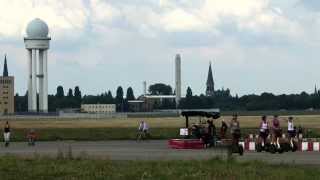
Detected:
left=143, top=81, right=147, bottom=96
left=175, top=54, right=181, bottom=108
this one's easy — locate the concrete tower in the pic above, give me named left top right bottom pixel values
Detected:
left=143, top=81, right=147, bottom=96
left=24, top=18, right=51, bottom=112
left=175, top=54, right=181, bottom=107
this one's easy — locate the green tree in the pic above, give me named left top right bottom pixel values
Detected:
left=186, top=87, right=192, bottom=98
left=56, top=86, right=64, bottom=98
left=126, top=87, right=135, bottom=100
left=106, top=90, right=114, bottom=103
left=116, top=86, right=124, bottom=111
left=67, top=88, right=73, bottom=97
left=74, top=86, right=81, bottom=99
left=74, top=86, right=82, bottom=107
left=149, top=83, right=173, bottom=95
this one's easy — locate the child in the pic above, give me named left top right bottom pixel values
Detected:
left=27, top=129, right=37, bottom=146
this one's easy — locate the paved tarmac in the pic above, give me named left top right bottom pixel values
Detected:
left=0, top=140, right=319, bottom=165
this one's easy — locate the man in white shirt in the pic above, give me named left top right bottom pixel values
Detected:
left=138, top=121, right=148, bottom=132
left=287, top=117, right=296, bottom=147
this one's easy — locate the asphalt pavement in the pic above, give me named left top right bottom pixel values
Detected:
left=0, top=140, right=319, bottom=165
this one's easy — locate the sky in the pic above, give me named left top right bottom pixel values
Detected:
left=0, top=0, right=320, bottom=97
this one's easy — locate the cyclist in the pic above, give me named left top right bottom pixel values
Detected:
left=137, top=121, right=149, bottom=140
left=259, top=115, right=269, bottom=148
left=271, top=115, right=281, bottom=148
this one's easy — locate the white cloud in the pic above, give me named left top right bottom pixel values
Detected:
left=0, top=0, right=88, bottom=39
left=0, top=0, right=302, bottom=40
left=1, top=0, right=319, bottom=95
left=90, top=0, right=121, bottom=25
left=160, top=8, right=210, bottom=32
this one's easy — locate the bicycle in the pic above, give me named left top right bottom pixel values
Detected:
left=136, top=130, right=150, bottom=142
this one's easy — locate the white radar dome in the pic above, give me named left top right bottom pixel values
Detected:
left=26, top=18, right=49, bottom=38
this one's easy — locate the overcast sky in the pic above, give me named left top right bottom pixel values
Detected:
left=0, top=0, right=320, bottom=97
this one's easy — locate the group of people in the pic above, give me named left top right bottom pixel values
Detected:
left=258, top=115, right=302, bottom=148
left=2, top=121, right=37, bottom=147
left=189, top=114, right=241, bottom=147
left=189, top=114, right=302, bottom=149
left=1, top=116, right=302, bottom=147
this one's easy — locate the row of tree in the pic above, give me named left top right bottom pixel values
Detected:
left=180, top=87, right=320, bottom=111
left=14, top=83, right=320, bottom=112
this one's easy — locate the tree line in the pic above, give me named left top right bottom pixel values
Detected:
left=14, top=83, right=320, bottom=112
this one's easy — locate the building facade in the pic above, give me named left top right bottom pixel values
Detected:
left=128, top=95, right=176, bottom=112
left=81, top=104, right=116, bottom=113
left=0, top=55, right=14, bottom=114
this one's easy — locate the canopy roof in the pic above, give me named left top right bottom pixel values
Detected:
left=181, top=111, right=220, bottom=119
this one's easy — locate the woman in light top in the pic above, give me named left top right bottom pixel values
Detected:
left=259, top=115, right=269, bottom=147
left=287, top=117, right=296, bottom=146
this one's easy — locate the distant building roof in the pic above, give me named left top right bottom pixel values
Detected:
left=143, top=95, right=176, bottom=99
left=128, top=100, right=144, bottom=103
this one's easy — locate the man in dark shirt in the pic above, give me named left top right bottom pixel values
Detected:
left=4, top=121, right=10, bottom=147
left=220, top=119, right=228, bottom=139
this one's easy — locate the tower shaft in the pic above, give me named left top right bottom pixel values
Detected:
left=175, top=54, right=181, bottom=107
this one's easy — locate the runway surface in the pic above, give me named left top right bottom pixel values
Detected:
left=0, top=140, right=319, bottom=165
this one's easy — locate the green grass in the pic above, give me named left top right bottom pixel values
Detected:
left=10, top=128, right=180, bottom=141
left=0, top=156, right=319, bottom=180
left=8, top=127, right=320, bottom=142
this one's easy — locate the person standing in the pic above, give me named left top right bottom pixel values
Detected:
left=3, top=121, right=10, bottom=147
left=220, top=119, right=228, bottom=139
left=204, top=120, right=216, bottom=147
left=271, top=115, right=281, bottom=147
left=287, top=117, right=295, bottom=147
left=259, top=115, right=269, bottom=147
left=230, top=114, right=241, bottom=145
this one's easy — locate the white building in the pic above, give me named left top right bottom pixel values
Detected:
left=81, top=104, right=116, bottom=113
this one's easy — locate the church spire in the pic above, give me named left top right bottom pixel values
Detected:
left=3, top=54, right=8, bottom=77
left=206, top=61, right=214, bottom=96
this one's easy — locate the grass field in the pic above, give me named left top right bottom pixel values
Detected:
left=0, top=156, right=319, bottom=180
left=0, top=115, right=319, bottom=141
left=2, top=115, right=320, bottom=128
